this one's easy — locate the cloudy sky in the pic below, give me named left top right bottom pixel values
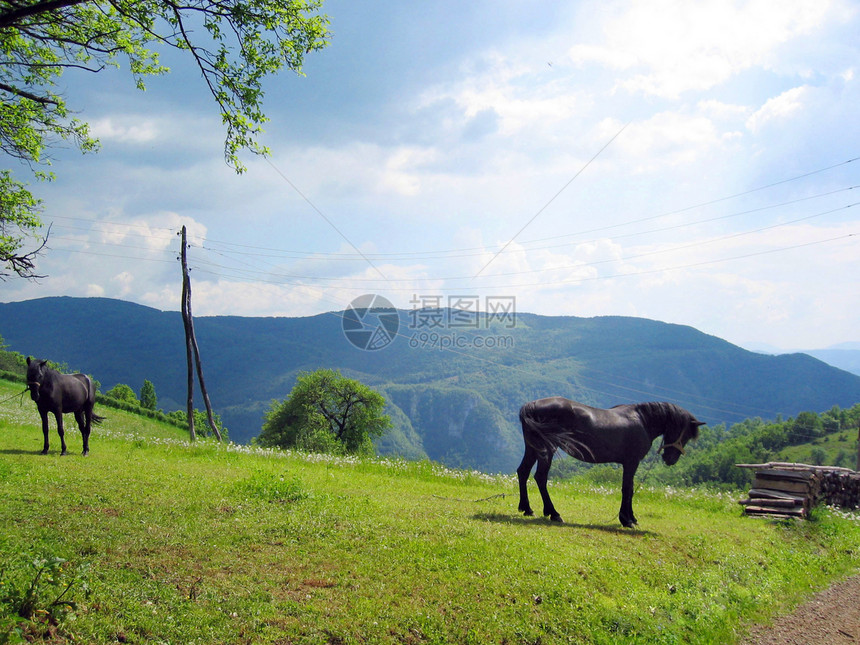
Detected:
left=4, top=0, right=859, bottom=351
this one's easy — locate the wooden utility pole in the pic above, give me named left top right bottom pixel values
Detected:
left=179, top=226, right=222, bottom=442
left=180, top=226, right=196, bottom=441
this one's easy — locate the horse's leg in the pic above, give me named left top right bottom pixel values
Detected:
left=535, top=454, right=562, bottom=522
left=76, top=409, right=90, bottom=456
left=54, top=411, right=67, bottom=456
left=619, top=462, right=639, bottom=527
left=39, top=409, right=50, bottom=454
left=516, top=445, right=538, bottom=516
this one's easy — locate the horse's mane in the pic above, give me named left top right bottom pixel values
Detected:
left=634, top=402, right=699, bottom=442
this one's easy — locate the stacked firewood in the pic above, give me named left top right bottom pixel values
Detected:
left=736, top=462, right=860, bottom=519
left=736, top=465, right=818, bottom=519
left=817, top=469, right=860, bottom=510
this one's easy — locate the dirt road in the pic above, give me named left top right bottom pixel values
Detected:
left=741, top=575, right=860, bottom=644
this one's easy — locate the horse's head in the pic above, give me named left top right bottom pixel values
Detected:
left=660, top=412, right=704, bottom=466
left=25, top=357, right=48, bottom=402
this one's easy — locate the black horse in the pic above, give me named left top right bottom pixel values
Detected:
left=26, top=357, right=104, bottom=455
left=517, top=397, right=703, bottom=527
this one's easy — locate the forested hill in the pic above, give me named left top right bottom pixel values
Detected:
left=2, top=296, right=860, bottom=473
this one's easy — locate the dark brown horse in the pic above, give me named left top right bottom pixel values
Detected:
left=517, top=397, right=703, bottom=527
left=26, top=357, right=104, bottom=455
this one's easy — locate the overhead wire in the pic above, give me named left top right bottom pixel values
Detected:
left=189, top=183, right=857, bottom=263
left=172, top=180, right=860, bottom=287
left=32, top=156, right=860, bottom=425
left=39, top=157, right=857, bottom=266
left=521, top=155, right=860, bottom=247
left=183, top=230, right=857, bottom=291
left=473, top=121, right=630, bottom=278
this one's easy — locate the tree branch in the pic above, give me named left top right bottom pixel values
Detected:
left=0, top=225, right=50, bottom=281
left=0, top=82, right=59, bottom=105
left=0, top=0, right=91, bottom=29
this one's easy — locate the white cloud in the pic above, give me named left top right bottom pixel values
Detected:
left=569, top=0, right=842, bottom=98
left=269, top=143, right=442, bottom=200
left=697, top=100, right=750, bottom=123
left=618, top=111, right=723, bottom=169
left=415, top=52, right=592, bottom=147
left=746, top=86, right=811, bottom=133
left=89, top=117, right=160, bottom=144
left=379, top=147, right=439, bottom=196
left=111, top=271, right=134, bottom=297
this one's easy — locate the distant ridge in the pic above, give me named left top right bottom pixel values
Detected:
left=2, top=296, right=859, bottom=473
left=743, top=341, right=860, bottom=377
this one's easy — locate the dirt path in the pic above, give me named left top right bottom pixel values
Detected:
left=741, top=574, right=860, bottom=644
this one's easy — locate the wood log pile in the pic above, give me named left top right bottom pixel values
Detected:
left=736, top=462, right=860, bottom=519
left=818, top=469, right=860, bottom=510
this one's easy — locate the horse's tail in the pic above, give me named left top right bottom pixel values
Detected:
left=519, top=401, right=593, bottom=461
left=519, top=402, right=560, bottom=458
left=84, top=376, right=104, bottom=425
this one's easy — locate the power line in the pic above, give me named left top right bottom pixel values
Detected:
left=473, top=122, right=630, bottom=278
left=263, top=157, right=389, bottom=281
left=468, top=202, right=858, bottom=280
left=186, top=229, right=856, bottom=291
left=194, top=184, right=857, bottom=263
left=38, top=156, right=858, bottom=265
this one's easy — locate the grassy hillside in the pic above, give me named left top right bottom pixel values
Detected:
left=2, top=378, right=859, bottom=644
left=776, top=430, right=859, bottom=468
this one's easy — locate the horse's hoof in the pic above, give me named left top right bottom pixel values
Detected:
left=550, top=514, right=564, bottom=523
left=523, top=510, right=534, bottom=517
left=40, top=450, right=48, bottom=455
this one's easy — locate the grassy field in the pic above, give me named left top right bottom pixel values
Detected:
left=1, top=377, right=859, bottom=644
left=777, top=429, right=859, bottom=468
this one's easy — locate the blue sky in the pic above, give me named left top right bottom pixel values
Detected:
left=4, top=0, right=859, bottom=350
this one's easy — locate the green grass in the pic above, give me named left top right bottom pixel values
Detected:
left=777, top=430, right=858, bottom=468
left=1, top=378, right=859, bottom=644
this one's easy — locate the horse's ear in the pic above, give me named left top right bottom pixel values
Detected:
left=690, top=420, right=704, bottom=439
left=26, top=356, right=31, bottom=365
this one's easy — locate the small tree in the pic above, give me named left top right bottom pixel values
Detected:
left=0, top=335, right=26, bottom=374
left=810, top=447, right=828, bottom=467
left=257, top=369, right=391, bottom=455
left=140, top=379, right=157, bottom=411
left=105, top=383, right=138, bottom=405
left=193, top=409, right=227, bottom=440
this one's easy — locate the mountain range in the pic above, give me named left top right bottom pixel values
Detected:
left=2, top=296, right=859, bottom=473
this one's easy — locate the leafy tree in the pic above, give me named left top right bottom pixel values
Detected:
left=163, top=408, right=227, bottom=439
left=105, top=383, right=138, bottom=405
left=0, top=176, right=49, bottom=280
left=139, top=379, right=157, bottom=411
left=0, top=334, right=26, bottom=374
left=790, top=411, right=823, bottom=443
left=809, top=447, right=827, bottom=466
left=257, top=369, right=391, bottom=456
left=0, top=0, right=330, bottom=278
left=193, top=408, right=227, bottom=440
